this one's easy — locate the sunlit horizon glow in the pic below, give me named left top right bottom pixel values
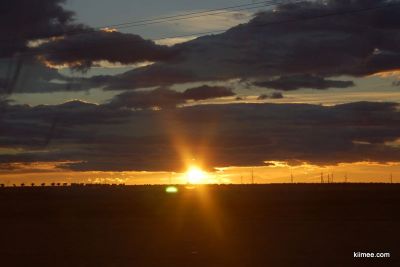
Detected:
left=0, top=161, right=399, bottom=185
left=186, top=166, right=207, bottom=184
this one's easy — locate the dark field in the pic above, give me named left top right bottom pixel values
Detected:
left=0, top=184, right=399, bottom=267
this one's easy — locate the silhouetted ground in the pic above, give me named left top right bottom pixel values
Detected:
left=0, top=184, right=399, bottom=266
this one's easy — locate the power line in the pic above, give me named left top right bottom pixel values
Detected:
left=1, top=0, right=398, bottom=97
left=103, top=0, right=284, bottom=29
left=1, top=1, right=399, bottom=60
left=0, top=0, right=287, bottom=44
left=154, top=1, right=400, bottom=40
left=115, top=4, right=270, bottom=29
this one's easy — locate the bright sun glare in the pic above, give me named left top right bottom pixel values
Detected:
left=186, top=166, right=206, bottom=184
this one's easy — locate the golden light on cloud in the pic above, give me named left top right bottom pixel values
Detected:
left=370, top=69, right=400, bottom=78
left=100, top=27, right=118, bottom=33
left=27, top=36, right=64, bottom=48
left=37, top=55, right=82, bottom=69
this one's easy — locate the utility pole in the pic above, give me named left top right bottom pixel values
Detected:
left=240, top=176, right=243, bottom=185
left=331, top=173, right=334, bottom=183
left=251, top=168, right=254, bottom=184
left=321, top=172, right=324, bottom=183
left=390, top=173, right=393, bottom=184
left=345, top=173, right=348, bottom=183
left=327, top=174, right=330, bottom=183
left=291, top=172, right=294, bottom=184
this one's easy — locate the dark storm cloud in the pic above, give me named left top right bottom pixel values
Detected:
left=108, top=88, right=184, bottom=110
left=36, top=31, right=177, bottom=70
left=5, top=0, right=400, bottom=93
left=3, top=100, right=132, bottom=126
left=104, top=65, right=199, bottom=90
left=0, top=0, right=173, bottom=67
left=0, top=0, right=86, bottom=58
left=0, top=0, right=87, bottom=95
left=257, top=92, right=284, bottom=100
left=182, top=85, right=235, bottom=100
left=108, top=86, right=235, bottom=109
left=97, top=0, right=400, bottom=91
left=253, top=75, right=355, bottom=91
left=0, top=0, right=177, bottom=94
left=1, top=101, right=400, bottom=172
left=0, top=100, right=132, bottom=149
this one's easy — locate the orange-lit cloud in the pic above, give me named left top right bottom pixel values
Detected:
left=100, top=27, right=118, bottom=33
left=371, top=70, right=400, bottom=78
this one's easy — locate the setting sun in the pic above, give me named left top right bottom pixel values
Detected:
left=186, top=166, right=206, bottom=184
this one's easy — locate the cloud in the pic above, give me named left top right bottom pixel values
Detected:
left=0, top=0, right=86, bottom=58
left=36, top=30, right=177, bottom=70
left=253, top=75, right=355, bottom=91
left=108, top=88, right=184, bottom=109
left=0, top=1, right=87, bottom=95
left=97, top=0, right=400, bottom=91
left=161, top=10, right=253, bottom=33
left=155, top=36, right=199, bottom=47
left=1, top=0, right=172, bottom=69
left=108, top=85, right=235, bottom=109
left=0, top=58, right=88, bottom=94
left=257, top=92, right=284, bottom=100
left=101, top=64, right=199, bottom=90
left=182, top=85, right=235, bottom=100
left=5, top=0, right=400, bottom=94
left=1, top=101, right=400, bottom=172
left=2, top=0, right=400, bottom=174
left=393, top=80, right=400, bottom=86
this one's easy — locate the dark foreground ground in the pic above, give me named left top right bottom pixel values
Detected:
left=0, top=184, right=399, bottom=267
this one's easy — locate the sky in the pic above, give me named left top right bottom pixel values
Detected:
left=1, top=0, right=400, bottom=184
